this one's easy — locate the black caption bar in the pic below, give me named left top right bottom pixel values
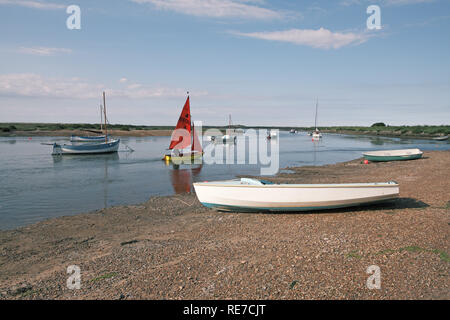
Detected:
left=1, top=300, right=443, bottom=319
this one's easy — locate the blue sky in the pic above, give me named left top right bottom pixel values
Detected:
left=0, top=0, right=449, bottom=126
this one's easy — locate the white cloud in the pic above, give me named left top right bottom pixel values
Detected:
left=384, top=0, right=434, bottom=5
left=130, top=0, right=284, bottom=19
left=0, top=73, right=207, bottom=99
left=18, top=47, right=72, bottom=56
left=119, top=77, right=128, bottom=83
left=0, top=0, right=65, bottom=10
left=340, top=0, right=434, bottom=6
left=0, top=74, right=103, bottom=99
left=233, top=28, right=371, bottom=49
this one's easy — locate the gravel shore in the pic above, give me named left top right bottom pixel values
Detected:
left=0, top=151, right=448, bottom=300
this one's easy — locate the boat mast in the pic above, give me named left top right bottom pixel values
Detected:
left=189, top=92, right=193, bottom=149
left=100, top=104, right=103, bottom=133
left=314, top=98, right=319, bottom=131
left=103, top=91, right=107, bottom=143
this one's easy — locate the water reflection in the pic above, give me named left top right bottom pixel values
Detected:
left=369, top=137, right=385, bottom=146
left=51, top=153, right=120, bottom=209
left=52, top=152, right=120, bottom=165
left=311, top=139, right=322, bottom=166
left=169, top=164, right=203, bottom=194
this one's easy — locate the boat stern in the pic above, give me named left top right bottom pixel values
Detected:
left=52, top=143, right=62, bottom=156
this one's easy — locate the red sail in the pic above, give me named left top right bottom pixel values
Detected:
left=169, top=97, right=192, bottom=150
left=192, top=123, right=203, bottom=153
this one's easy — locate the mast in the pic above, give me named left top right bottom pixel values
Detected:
left=100, top=104, right=103, bottom=133
left=103, top=91, right=107, bottom=143
left=314, top=98, right=319, bottom=131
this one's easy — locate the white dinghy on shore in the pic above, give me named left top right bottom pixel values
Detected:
left=193, top=178, right=399, bottom=212
left=363, top=148, right=423, bottom=162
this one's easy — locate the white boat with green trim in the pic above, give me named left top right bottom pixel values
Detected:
left=193, top=178, right=399, bottom=212
left=363, top=148, right=423, bottom=162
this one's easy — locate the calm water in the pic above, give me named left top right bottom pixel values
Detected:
left=0, top=132, right=448, bottom=230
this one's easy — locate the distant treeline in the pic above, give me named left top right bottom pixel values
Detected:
left=0, top=123, right=173, bottom=132
left=0, top=123, right=247, bottom=133
left=1, top=122, right=449, bottom=136
left=305, top=125, right=450, bottom=136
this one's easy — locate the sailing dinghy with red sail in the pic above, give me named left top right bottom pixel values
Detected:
left=163, top=94, right=203, bottom=163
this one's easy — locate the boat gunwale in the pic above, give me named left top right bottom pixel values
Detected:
left=193, top=181, right=399, bottom=188
left=362, top=149, right=423, bottom=157
left=57, top=138, right=120, bottom=148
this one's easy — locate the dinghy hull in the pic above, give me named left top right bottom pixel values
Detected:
left=363, top=154, right=422, bottom=162
left=193, top=179, right=399, bottom=212
left=163, top=152, right=203, bottom=163
left=53, top=139, right=120, bottom=155
left=363, top=148, right=423, bottom=162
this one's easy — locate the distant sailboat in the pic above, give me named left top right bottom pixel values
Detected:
left=267, top=129, right=278, bottom=139
left=220, top=114, right=238, bottom=144
left=312, top=99, right=322, bottom=140
left=163, top=94, right=203, bottom=163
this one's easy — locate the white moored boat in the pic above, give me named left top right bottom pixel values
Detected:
left=193, top=178, right=399, bottom=212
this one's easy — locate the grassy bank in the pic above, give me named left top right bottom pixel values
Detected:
left=0, top=122, right=173, bottom=133
left=1, top=123, right=449, bottom=139
left=311, top=125, right=450, bottom=138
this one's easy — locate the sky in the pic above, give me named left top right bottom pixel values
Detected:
left=0, top=0, right=449, bottom=127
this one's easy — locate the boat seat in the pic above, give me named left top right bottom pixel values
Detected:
left=240, top=178, right=264, bottom=185
left=240, top=178, right=275, bottom=185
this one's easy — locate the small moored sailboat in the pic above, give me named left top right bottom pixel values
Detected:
left=311, top=99, right=322, bottom=140
left=193, top=178, right=399, bottom=212
left=52, top=139, right=120, bottom=155
left=52, top=92, right=120, bottom=155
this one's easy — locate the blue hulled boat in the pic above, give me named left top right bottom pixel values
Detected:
left=52, top=139, right=120, bottom=155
